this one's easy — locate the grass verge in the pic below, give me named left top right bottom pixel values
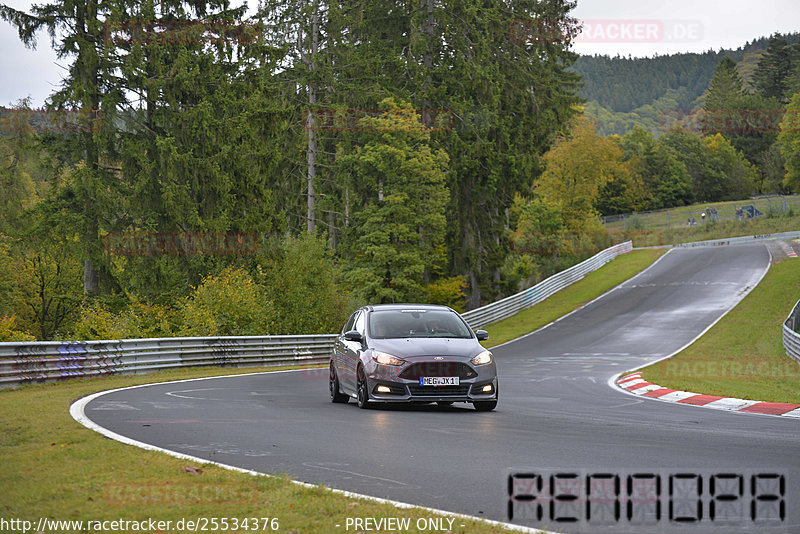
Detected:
left=639, top=259, right=800, bottom=404
left=0, top=365, right=509, bottom=533
left=483, top=248, right=666, bottom=348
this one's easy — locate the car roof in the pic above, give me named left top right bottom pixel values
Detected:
left=361, top=303, right=454, bottom=313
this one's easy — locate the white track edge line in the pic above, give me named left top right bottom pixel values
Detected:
left=69, top=369, right=551, bottom=534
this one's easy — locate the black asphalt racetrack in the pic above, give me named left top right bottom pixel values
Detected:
left=83, top=245, right=800, bottom=533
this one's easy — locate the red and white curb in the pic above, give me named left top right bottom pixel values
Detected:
left=616, top=372, right=800, bottom=418
left=778, top=241, right=797, bottom=258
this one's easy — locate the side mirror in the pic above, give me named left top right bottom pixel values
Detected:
left=475, top=329, right=489, bottom=341
left=344, top=330, right=363, bottom=342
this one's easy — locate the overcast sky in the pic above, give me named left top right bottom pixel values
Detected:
left=1, top=0, right=799, bottom=107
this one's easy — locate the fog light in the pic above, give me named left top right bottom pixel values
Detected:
left=376, top=385, right=391, bottom=393
left=482, top=384, right=493, bottom=393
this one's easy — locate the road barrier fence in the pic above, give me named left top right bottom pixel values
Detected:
left=785, top=299, right=800, bottom=366
left=0, top=335, right=336, bottom=388
left=461, top=241, right=633, bottom=328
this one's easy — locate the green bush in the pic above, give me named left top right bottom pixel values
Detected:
left=424, top=275, right=468, bottom=313
left=500, top=253, right=541, bottom=294
left=181, top=266, right=275, bottom=336
left=0, top=315, right=36, bottom=342
left=120, top=298, right=180, bottom=339
left=71, top=303, right=128, bottom=340
left=71, top=298, right=180, bottom=340
left=257, top=234, right=357, bottom=334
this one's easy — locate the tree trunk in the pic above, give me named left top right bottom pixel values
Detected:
left=78, top=1, right=101, bottom=296
left=468, top=269, right=480, bottom=309
left=305, top=3, right=320, bottom=233
left=421, top=0, right=435, bottom=126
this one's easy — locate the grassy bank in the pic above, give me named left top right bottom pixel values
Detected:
left=640, top=259, right=800, bottom=404
left=0, top=365, right=505, bottom=533
left=616, top=213, right=800, bottom=248
left=602, top=194, right=800, bottom=234
left=483, top=248, right=666, bottom=348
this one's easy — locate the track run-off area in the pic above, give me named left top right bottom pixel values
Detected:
left=76, top=244, right=800, bottom=533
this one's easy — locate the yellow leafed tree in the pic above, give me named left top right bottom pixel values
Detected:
left=535, top=116, right=634, bottom=231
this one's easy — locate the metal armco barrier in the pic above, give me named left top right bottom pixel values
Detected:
left=785, top=300, right=800, bottom=365
left=461, top=241, right=633, bottom=329
left=0, top=335, right=337, bottom=388
left=671, top=230, right=800, bottom=249
left=0, top=241, right=635, bottom=387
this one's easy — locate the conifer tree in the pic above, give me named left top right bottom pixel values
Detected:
left=1, top=0, right=118, bottom=296
left=703, top=57, right=744, bottom=112
left=753, top=36, right=792, bottom=101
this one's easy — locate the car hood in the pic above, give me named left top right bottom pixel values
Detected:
left=368, top=337, right=485, bottom=360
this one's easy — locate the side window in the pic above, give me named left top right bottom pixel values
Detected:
left=342, top=312, right=358, bottom=334
left=354, top=311, right=366, bottom=336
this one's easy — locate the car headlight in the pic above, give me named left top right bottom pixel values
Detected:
left=373, top=352, right=405, bottom=366
left=471, top=350, right=493, bottom=365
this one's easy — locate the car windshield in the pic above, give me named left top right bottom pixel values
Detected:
left=368, top=309, right=473, bottom=339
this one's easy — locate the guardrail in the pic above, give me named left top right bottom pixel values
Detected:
left=0, top=241, right=634, bottom=387
left=0, top=335, right=337, bottom=388
left=670, top=231, right=800, bottom=249
left=461, top=241, right=633, bottom=329
left=784, top=299, right=800, bottom=365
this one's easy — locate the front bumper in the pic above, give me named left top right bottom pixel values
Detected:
left=364, top=359, right=498, bottom=403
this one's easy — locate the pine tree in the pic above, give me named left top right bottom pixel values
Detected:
left=701, top=56, right=746, bottom=137
left=416, top=0, right=583, bottom=307
left=109, top=0, right=287, bottom=296
left=753, top=36, right=792, bottom=101
left=703, top=58, right=744, bottom=111
left=779, top=93, right=800, bottom=191
left=338, top=99, right=449, bottom=304
left=1, top=0, right=119, bottom=296
left=787, top=41, right=800, bottom=97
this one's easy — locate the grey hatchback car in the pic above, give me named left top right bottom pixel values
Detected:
left=329, top=304, right=498, bottom=411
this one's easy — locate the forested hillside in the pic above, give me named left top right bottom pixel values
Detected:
left=575, top=33, right=800, bottom=136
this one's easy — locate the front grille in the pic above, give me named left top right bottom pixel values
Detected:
left=407, top=385, right=470, bottom=396
left=399, top=362, right=476, bottom=380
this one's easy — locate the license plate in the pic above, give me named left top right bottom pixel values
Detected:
left=420, top=376, right=459, bottom=386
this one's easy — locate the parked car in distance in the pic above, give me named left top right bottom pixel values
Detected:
left=329, top=304, right=498, bottom=411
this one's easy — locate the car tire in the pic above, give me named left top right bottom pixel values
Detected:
left=473, top=400, right=497, bottom=411
left=356, top=365, right=370, bottom=409
left=329, top=363, right=349, bottom=403
left=473, top=385, right=498, bottom=411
